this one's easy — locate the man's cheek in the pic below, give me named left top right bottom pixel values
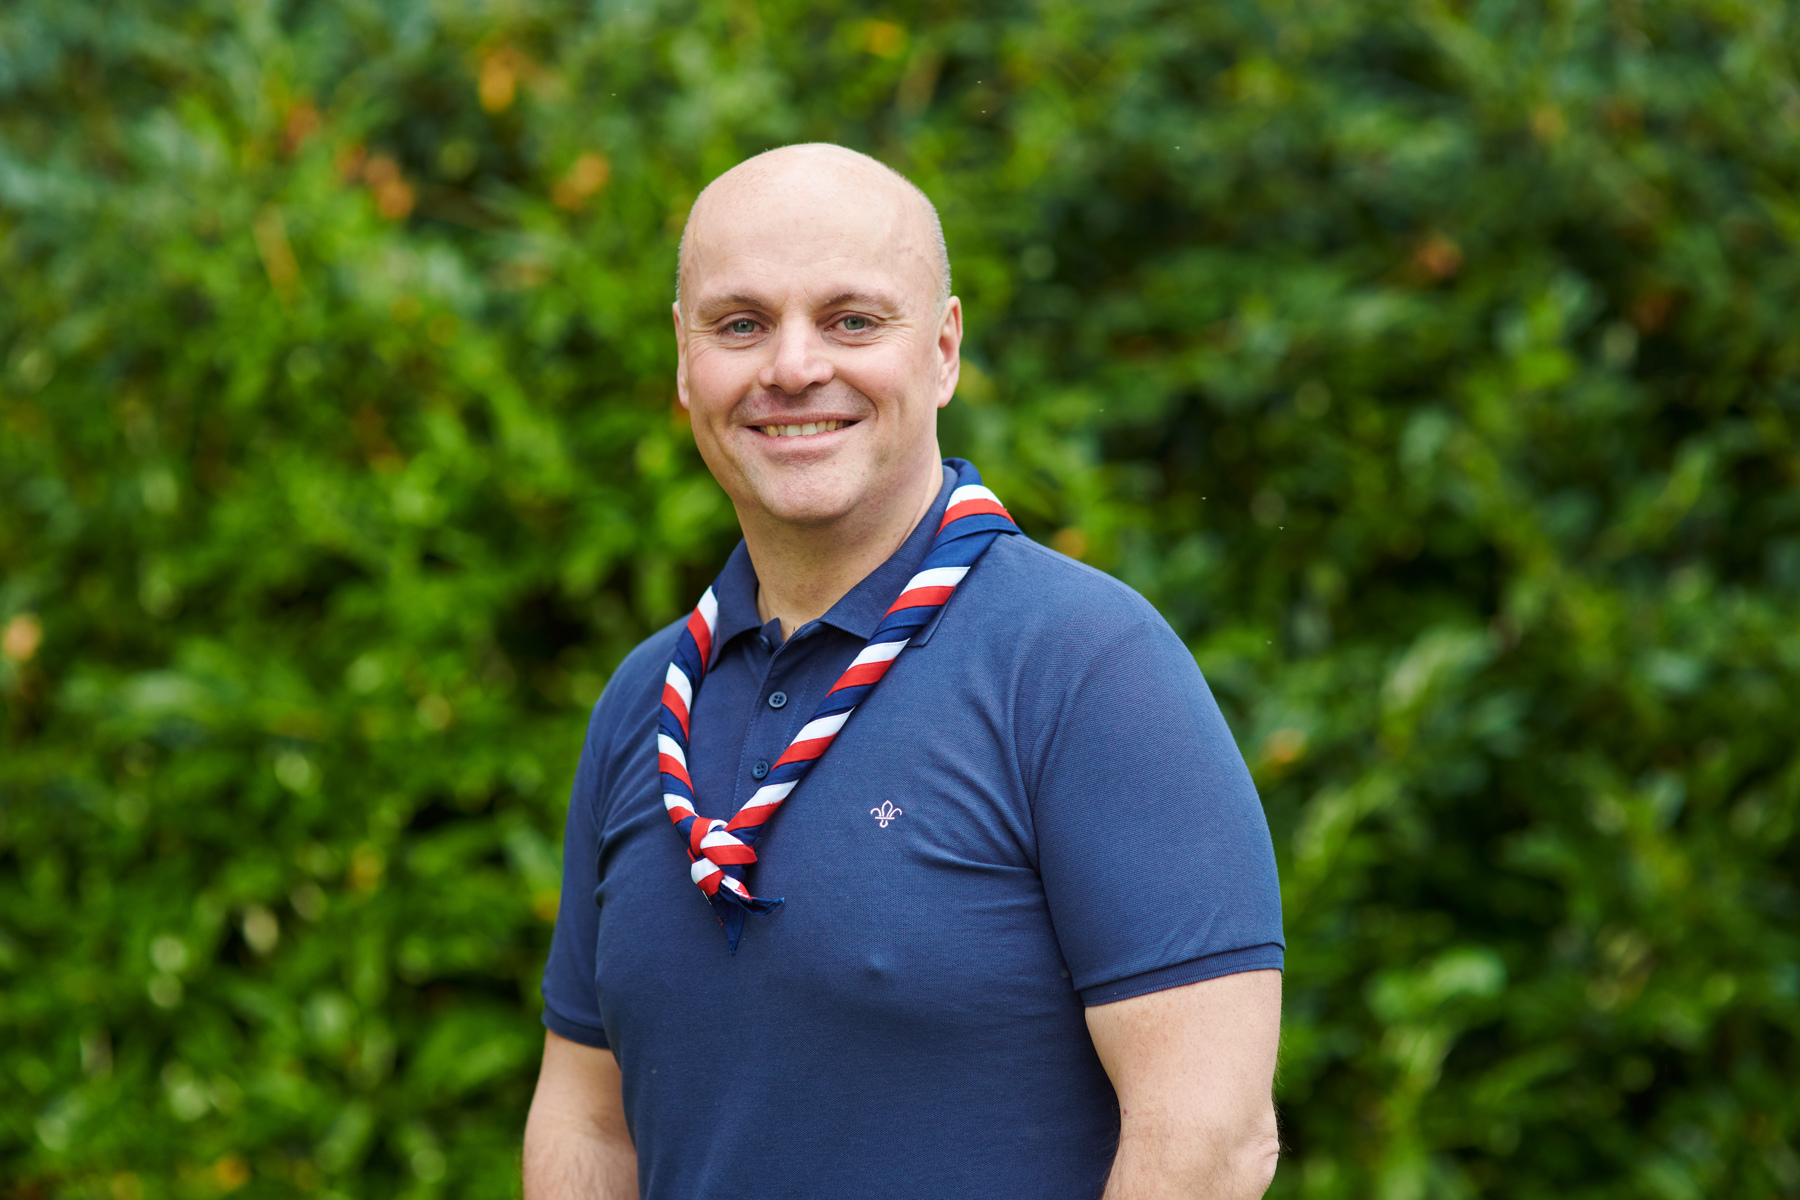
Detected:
left=684, top=372, right=731, bottom=422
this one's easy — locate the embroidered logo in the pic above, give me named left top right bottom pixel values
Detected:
left=869, top=801, right=903, bottom=828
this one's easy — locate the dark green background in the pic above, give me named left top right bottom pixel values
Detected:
left=3, top=0, right=1798, bottom=1196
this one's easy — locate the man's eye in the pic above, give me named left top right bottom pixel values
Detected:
left=841, top=316, right=870, bottom=332
left=727, top=319, right=757, bottom=334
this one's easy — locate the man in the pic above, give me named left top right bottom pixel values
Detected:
left=525, top=143, right=1284, bottom=1199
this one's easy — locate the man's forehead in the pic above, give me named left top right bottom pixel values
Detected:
left=687, top=272, right=906, bottom=318
left=691, top=202, right=906, bottom=258
left=684, top=243, right=929, bottom=320
left=687, top=180, right=913, bottom=267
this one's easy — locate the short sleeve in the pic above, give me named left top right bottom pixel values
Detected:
left=540, top=703, right=612, bottom=1049
left=1028, top=619, right=1285, bottom=1006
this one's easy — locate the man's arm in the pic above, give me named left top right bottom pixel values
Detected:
left=523, top=1029, right=638, bottom=1200
left=1086, top=969, right=1282, bottom=1200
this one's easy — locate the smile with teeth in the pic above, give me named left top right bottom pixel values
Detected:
left=756, top=419, right=853, bottom=438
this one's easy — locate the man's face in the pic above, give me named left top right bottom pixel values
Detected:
left=674, top=155, right=960, bottom=530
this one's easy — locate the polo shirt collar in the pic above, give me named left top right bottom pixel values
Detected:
left=704, top=463, right=957, bottom=664
left=704, top=542, right=768, bottom=668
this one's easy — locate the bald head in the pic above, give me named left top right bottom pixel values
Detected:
left=676, top=144, right=950, bottom=313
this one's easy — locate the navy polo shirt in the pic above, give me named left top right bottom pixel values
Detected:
left=542, top=462, right=1283, bottom=1200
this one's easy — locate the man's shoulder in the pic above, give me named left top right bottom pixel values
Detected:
left=606, top=617, right=686, bottom=694
left=584, top=617, right=685, bottom=742
left=969, top=533, right=1168, bottom=634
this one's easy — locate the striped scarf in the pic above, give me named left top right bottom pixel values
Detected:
left=657, top=460, right=1019, bottom=950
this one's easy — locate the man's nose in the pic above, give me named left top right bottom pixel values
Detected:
left=759, top=319, right=834, bottom=395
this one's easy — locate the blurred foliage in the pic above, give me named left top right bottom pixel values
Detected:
left=3, top=0, right=1799, bottom=1196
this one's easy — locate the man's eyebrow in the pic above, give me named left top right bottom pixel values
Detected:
left=691, top=289, right=902, bottom=321
left=815, top=290, right=898, bottom=311
left=692, top=293, right=772, bottom=319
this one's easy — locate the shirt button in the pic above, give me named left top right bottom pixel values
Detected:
left=751, top=760, right=770, bottom=780
left=768, top=691, right=788, bottom=709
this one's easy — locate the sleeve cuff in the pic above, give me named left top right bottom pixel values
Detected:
left=1079, top=943, right=1285, bottom=1007
left=542, top=1000, right=610, bottom=1049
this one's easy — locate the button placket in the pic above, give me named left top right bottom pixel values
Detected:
left=735, top=634, right=783, bottom=803
left=739, top=646, right=823, bottom=807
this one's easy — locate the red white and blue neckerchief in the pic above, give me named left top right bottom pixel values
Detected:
left=658, top=460, right=1019, bottom=950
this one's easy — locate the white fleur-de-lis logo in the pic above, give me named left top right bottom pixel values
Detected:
left=870, top=801, right=903, bottom=828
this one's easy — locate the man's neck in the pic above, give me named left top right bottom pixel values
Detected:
left=745, top=457, right=946, bottom=640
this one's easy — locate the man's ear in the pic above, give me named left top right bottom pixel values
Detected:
left=672, top=301, right=691, bottom=412
left=935, top=296, right=963, bottom=410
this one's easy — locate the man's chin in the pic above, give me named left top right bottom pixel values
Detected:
left=737, top=462, right=871, bottom=529
left=753, top=488, right=864, bottom=529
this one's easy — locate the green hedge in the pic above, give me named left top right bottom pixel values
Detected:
left=4, top=1, right=1798, bottom=1196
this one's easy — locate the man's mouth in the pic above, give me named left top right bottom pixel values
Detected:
left=754, top=419, right=854, bottom=438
